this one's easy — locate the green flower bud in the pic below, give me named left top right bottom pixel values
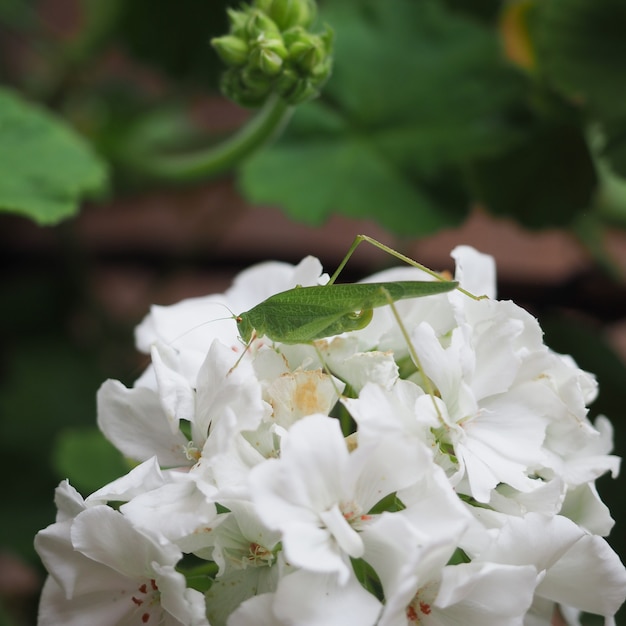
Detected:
left=221, top=67, right=272, bottom=108
left=214, top=1, right=333, bottom=108
left=253, top=0, right=316, bottom=31
left=226, top=8, right=250, bottom=38
left=275, top=69, right=319, bottom=105
left=250, top=34, right=288, bottom=72
left=311, top=56, right=332, bottom=82
left=241, top=67, right=273, bottom=92
left=284, top=28, right=328, bottom=73
left=250, top=46, right=284, bottom=76
left=274, top=67, right=299, bottom=96
left=256, top=34, right=289, bottom=59
left=245, top=9, right=282, bottom=40
left=211, top=35, right=249, bottom=67
left=285, top=78, right=320, bottom=105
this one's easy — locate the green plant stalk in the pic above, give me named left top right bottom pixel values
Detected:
left=130, top=94, right=293, bottom=183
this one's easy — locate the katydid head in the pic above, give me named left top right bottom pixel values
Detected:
left=236, top=312, right=255, bottom=344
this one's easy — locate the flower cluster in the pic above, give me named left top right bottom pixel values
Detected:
left=35, top=245, right=626, bottom=625
left=212, top=0, right=333, bottom=107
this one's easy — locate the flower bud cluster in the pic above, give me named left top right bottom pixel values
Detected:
left=211, top=0, right=332, bottom=107
left=35, top=246, right=626, bottom=625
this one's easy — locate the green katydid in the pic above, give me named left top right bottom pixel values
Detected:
left=235, top=280, right=458, bottom=345
left=234, top=234, right=481, bottom=346
left=229, top=234, right=484, bottom=419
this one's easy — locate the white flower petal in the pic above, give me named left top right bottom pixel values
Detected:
left=151, top=341, right=196, bottom=428
left=37, top=577, right=133, bottom=626
left=87, top=457, right=165, bottom=505
left=194, top=340, right=267, bottom=455
left=273, top=568, right=381, bottom=626
left=120, top=476, right=217, bottom=542
left=434, top=561, right=537, bottom=624
left=97, top=379, right=190, bottom=467
left=538, top=533, right=626, bottom=618
left=559, top=483, right=615, bottom=536
left=226, top=593, right=276, bottom=626
left=135, top=296, right=240, bottom=380
left=265, top=368, right=342, bottom=428
left=70, top=507, right=181, bottom=579
left=451, top=245, right=497, bottom=299
left=282, top=520, right=353, bottom=581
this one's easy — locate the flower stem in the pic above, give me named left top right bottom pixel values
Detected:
left=128, top=93, right=293, bottom=183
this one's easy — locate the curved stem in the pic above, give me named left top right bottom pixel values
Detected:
left=128, top=94, right=293, bottom=183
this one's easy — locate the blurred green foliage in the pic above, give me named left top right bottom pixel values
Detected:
left=242, top=0, right=626, bottom=238
left=1, top=0, right=626, bottom=240
left=0, top=88, right=107, bottom=224
left=242, top=0, right=527, bottom=232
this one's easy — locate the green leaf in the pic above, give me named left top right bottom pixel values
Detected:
left=533, top=0, right=626, bottom=120
left=0, top=0, right=36, bottom=29
left=599, top=117, right=626, bottom=180
left=447, top=547, right=471, bottom=565
left=0, top=87, right=108, bottom=225
left=241, top=103, right=464, bottom=233
left=601, top=181, right=626, bottom=229
left=468, top=123, right=597, bottom=228
left=350, top=557, right=383, bottom=601
left=240, top=0, right=525, bottom=236
left=441, top=0, right=502, bottom=22
left=532, top=0, right=626, bottom=188
left=53, top=428, right=129, bottom=495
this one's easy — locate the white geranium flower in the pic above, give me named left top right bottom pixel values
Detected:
left=86, top=456, right=218, bottom=544
left=201, top=421, right=283, bottom=499
left=204, top=501, right=283, bottom=626
left=409, top=309, right=551, bottom=503
left=252, top=346, right=344, bottom=428
left=98, top=339, right=269, bottom=478
left=36, top=243, right=626, bottom=625
left=348, top=316, right=550, bottom=505
left=363, top=513, right=536, bottom=626
left=470, top=513, right=626, bottom=624
left=344, top=378, right=439, bottom=453
left=249, top=413, right=429, bottom=582
left=191, top=340, right=268, bottom=460
left=35, top=504, right=208, bottom=626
